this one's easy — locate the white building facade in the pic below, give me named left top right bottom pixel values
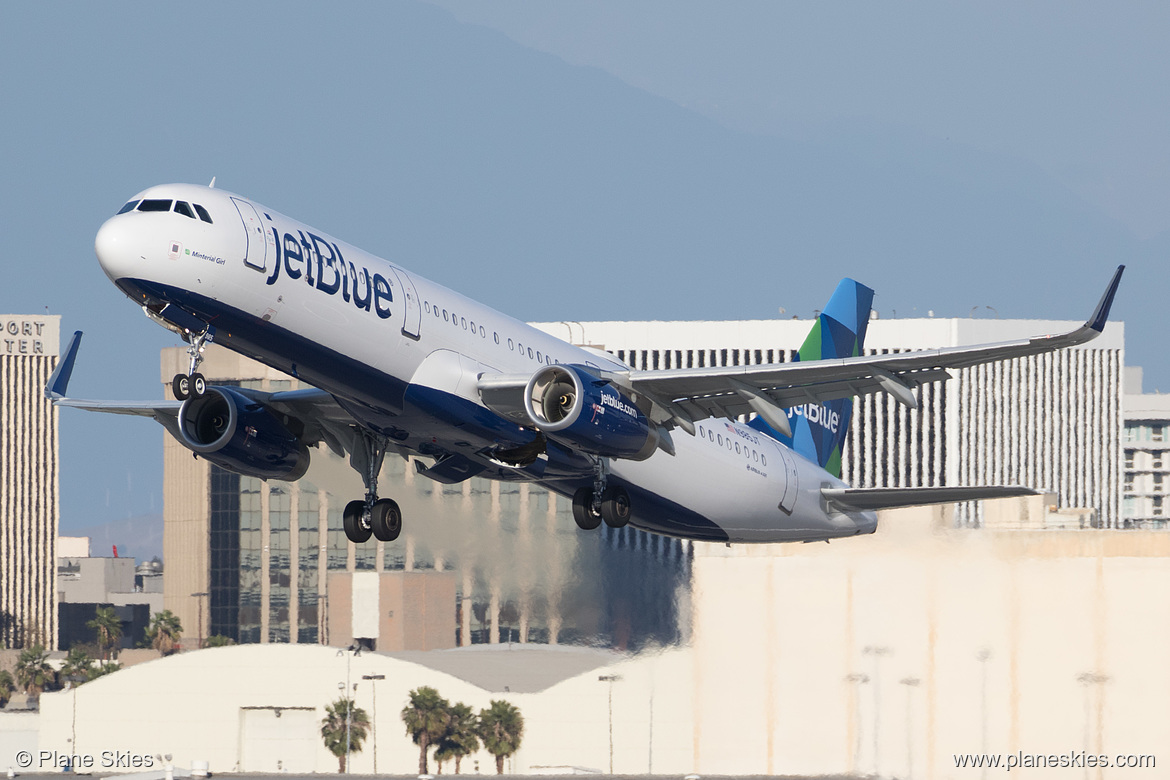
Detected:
left=1122, top=387, right=1170, bottom=527
left=535, top=317, right=1125, bottom=528
left=0, top=315, right=60, bottom=649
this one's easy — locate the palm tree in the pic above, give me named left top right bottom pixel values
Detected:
left=145, top=610, right=183, bottom=655
left=59, top=647, right=95, bottom=685
left=320, top=697, right=369, bottom=773
left=14, top=645, right=54, bottom=696
left=478, top=700, right=524, bottom=775
left=435, top=702, right=480, bottom=774
left=401, top=686, right=451, bottom=775
left=0, top=669, right=14, bottom=706
left=88, top=661, right=121, bottom=680
left=87, top=606, right=122, bottom=661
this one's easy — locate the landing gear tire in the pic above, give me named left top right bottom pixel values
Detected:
left=572, top=487, right=602, bottom=531
left=600, top=486, right=631, bottom=528
left=172, top=374, right=191, bottom=401
left=342, top=500, right=372, bottom=543
left=370, top=498, right=402, bottom=542
left=191, top=373, right=206, bottom=397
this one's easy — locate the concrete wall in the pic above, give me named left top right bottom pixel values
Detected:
left=21, top=510, right=1170, bottom=777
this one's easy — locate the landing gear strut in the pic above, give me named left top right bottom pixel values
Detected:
left=342, top=430, right=403, bottom=544
left=571, top=459, right=631, bottom=530
left=171, top=325, right=215, bottom=401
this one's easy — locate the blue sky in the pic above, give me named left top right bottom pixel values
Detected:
left=1, top=1, right=1166, bottom=533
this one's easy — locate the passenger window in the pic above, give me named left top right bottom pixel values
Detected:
left=117, top=200, right=140, bottom=214
left=508, top=339, right=514, bottom=350
left=527, top=348, right=534, bottom=359
left=717, top=435, right=723, bottom=446
left=193, top=204, right=213, bottom=223
left=480, top=326, right=486, bottom=338
left=493, top=332, right=499, bottom=344
left=443, top=310, right=449, bottom=322
left=518, top=342, right=524, bottom=355
left=137, top=199, right=172, bottom=212
left=536, top=351, right=542, bottom=362
left=174, top=201, right=195, bottom=219
left=753, top=451, right=759, bottom=462
left=424, top=302, right=431, bottom=314
left=735, top=442, right=741, bottom=454
left=461, top=317, right=467, bottom=330
left=761, top=455, right=767, bottom=466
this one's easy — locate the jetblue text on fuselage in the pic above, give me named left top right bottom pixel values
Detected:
left=264, top=227, right=392, bottom=319
left=787, top=403, right=841, bottom=434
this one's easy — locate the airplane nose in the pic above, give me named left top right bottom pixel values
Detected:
left=94, top=217, right=134, bottom=281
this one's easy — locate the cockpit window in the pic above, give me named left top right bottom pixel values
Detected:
left=137, top=199, right=173, bottom=212
left=193, top=204, right=213, bottom=224
left=174, top=201, right=195, bottom=219
left=117, top=200, right=140, bottom=215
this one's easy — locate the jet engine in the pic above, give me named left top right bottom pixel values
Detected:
left=523, top=364, right=659, bottom=460
left=177, top=387, right=311, bottom=481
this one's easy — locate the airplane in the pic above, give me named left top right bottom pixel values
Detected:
left=47, top=182, right=1124, bottom=545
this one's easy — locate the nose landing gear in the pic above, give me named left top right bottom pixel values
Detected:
left=171, top=326, right=215, bottom=401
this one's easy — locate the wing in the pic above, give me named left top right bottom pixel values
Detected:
left=475, top=267, right=1122, bottom=437
left=46, top=331, right=359, bottom=457
left=611, top=265, right=1124, bottom=434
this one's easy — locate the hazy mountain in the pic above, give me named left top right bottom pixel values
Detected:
left=2, top=1, right=1159, bottom=528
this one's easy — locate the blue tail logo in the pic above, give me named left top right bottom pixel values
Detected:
left=749, top=278, right=874, bottom=477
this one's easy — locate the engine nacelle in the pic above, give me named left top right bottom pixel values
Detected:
left=178, top=387, right=310, bottom=481
left=523, top=364, right=659, bottom=461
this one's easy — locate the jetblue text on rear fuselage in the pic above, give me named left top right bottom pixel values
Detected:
left=264, top=228, right=392, bottom=319
left=787, top=403, right=840, bottom=434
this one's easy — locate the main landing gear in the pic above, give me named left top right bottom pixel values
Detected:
left=572, top=460, right=631, bottom=531
left=342, top=430, right=403, bottom=544
left=171, top=326, right=216, bottom=401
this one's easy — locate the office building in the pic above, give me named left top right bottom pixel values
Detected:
left=0, top=314, right=60, bottom=649
left=1122, top=367, right=1170, bottom=527
left=162, top=346, right=690, bottom=651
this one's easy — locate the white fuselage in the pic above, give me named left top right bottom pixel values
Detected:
left=95, top=183, right=877, bottom=543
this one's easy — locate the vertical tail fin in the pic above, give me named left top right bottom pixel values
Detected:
left=748, top=278, right=874, bottom=477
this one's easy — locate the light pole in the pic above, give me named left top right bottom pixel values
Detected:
left=337, top=645, right=360, bottom=773
left=1077, top=672, right=1109, bottom=780
left=598, top=674, right=622, bottom=774
left=863, top=645, right=892, bottom=777
left=977, top=648, right=991, bottom=780
left=190, top=592, right=209, bottom=648
left=900, top=676, right=920, bottom=780
left=362, top=674, right=385, bottom=773
left=845, top=673, right=869, bottom=774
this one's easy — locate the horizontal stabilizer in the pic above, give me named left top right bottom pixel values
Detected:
left=822, top=485, right=1039, bottom=511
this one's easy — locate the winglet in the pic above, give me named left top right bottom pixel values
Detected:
left=1086, top=265, right=1124, bottom=333
left=45, top=330, right=83, bottom=400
